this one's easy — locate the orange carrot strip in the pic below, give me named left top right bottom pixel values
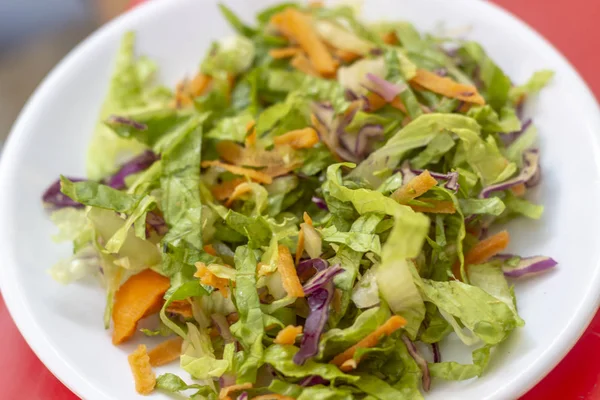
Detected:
left=458, top=102, right=473, bottom=113
left=295, top=228, right=305, bottom=266
left=465, top=231, right=510, bottom=266
left=246, top=129, right=257, bottom=147
left=190, top=73, right=213, bottom=97
left=410, top=69, right=486, bottom=105
left=201, top=161, right=273, bottom=184
left=128, top=345, right=156, bottom=395
left=303, top=212, right=313, bottom=226
left=511, top=183, right=526, bottom=196
left=203, top=244, right=217, bottom=256
left=274, top=9, right=337, bottom=76
left=148, top=337, right=183, bottom=367
left=225, top=182, right=253, bottom=207
left=220, top=383, right=253, bottom=400
left=274, top=325, right=303, bottom=345
left=453, top=231, right=510, bottom=280
left=278, top=245, right=305, bottom=297
left=335, top=48, right=361, bottom=63
left=269, top=47, right=302, bottom=59
left=390, top=97, right=409, bottom=113
left=194, top=262, right=231, bottom=297
left=216, top=141, right=247, bottom=165
left=211, top=178, right=247, bottom=201
left=112, top=270, right=170, bottom=345
left=391, top=170, right=438, bottom=204
left=410, top=199, right=456, bottom=214
left=290, top=53, right=321, bottom=77
left=381, top=31, right=399, bottom=45
left=330, top=315, right=407, bottom=367
left=366, top=92, right=388, bottom=112
left=166, top=300, right=193, bottom=319
left=252, top=395, right=295, bottom=400
left=274, top=127, right=319, bottom=149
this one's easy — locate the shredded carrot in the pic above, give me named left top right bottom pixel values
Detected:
left=128, top=345, right=156, bottom=395
left=308, top=0, right=324, bottom=8
left=166, top=300, right=193, bottom=319
left=174, top=80, right=193, bottom=108
left=458, top=102, right=473, bottom=113
left=225, top=182, right=253, bottom=207
left=226, top=73, right=236, bottom=103
left=195, top=262, right=231, bottom=297
left=453, top=231, right=510, bottom=280
left=273, top=9, right=337, bottom=77
left=391, top=170, right=438, bottom=204
left=410, top=199, right=456, bottom=214
left=220, top=383, right=253, bottom=400
left=211, top=178, right=247, bottom=201
left=410, top=69, right=486, bottom=105
left=246, top=130, right=257, bottom=147
left=290, top=52, right=321, bottom=77
left=465, top=231, right=510, bottom=265
left=381, top=31, right=399, bottom=45
left=278, top=245, right=305, bottom=297
left=274, top=127, right=319, bottom=149
left=335, top=48, right=361, bottom=63
left=365, top=92, right=388, bottom=112
left=190, top=73, right=213, bottom=97
left=203, top=244, right=217, bottom=256
left=401, top=116, right=412, bottom=127
left=330, top=315, right=407, bottom=367
left=274, top=325, right=303, bottom=345
left=269, top=47, right=302, bottom=59
left=340, top=358, right=358, bottom=372
left=148, top=337, right=183, bottom=367
left=216, top=141, right=247, bottom=165
left=511, top=183, right=526, bottom=196
left=303, top=212, right=313, bottom=226
left=516, top=94, right=526, bottom=107
left=252, top=395, right=295, bottom=400
left=209, top=327, right=220, bottom=338
left=201, top=161, right=273, bottom=184
left=295, top=228, right=305, bottom=266
left=227, top=313, right=240, bottom=324
left=390, top=97, right=409, bottom=114
left=112, top=270, right=170, bottom=345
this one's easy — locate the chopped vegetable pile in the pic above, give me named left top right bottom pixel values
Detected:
left=43, top=2, right=557, bottom=398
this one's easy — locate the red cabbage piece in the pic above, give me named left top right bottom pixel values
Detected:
left=499, top=255, right=557, bottom=278
left=303, top=264, right=343, bottom=296
left=401, top=335, right=431, bottom=392
left=293, top=281, right=334, bottom=365
left=103, top=150, right=159, bottom=190
left=300, top=375, right=330, bottom=387
left=297, top=258, right=329, bottom=279
left=42, top=177, right=86, bottom=208
left=105, top=115, right=148, bottom=131
left=42, top=151, right=158, bottom=208
left=365, top=73, right=406, bottom=102
left=432, top=342, right=441, bottom=363
left=237, top=393, right=249, bottom=400
left=311, top=196, right=329, bottom=211
left=146, top=211, right=168, bottom=236
left=502, top=119, right=532, bottom=146
left=479, top=149, right=539, bottom=198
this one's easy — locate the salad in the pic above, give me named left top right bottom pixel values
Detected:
left=43, top=2, right=557, bottom=399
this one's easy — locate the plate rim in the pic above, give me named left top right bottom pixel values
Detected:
left=0, top=0, right=599, bottom=399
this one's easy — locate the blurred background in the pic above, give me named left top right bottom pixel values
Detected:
left=0, top=0, right=130, bottom=141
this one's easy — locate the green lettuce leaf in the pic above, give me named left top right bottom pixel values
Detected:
left=503, top=192, right=544, bottom=219
left=384, top=49, right=422, bottom=119
left=180, top=323, right=229, bottom=380
left=218, top=3, right=256, bottom=37
left=429, top=346, right=491, bottom=380
left=510, top=70, right=554, bottom=103
left=459, top=198, right=506, bottom=216
left=160, top=279, right=208, bottom=338
left=416, top=278, right=521, bottom=345
left=467, top=105, right=521, bottom=133
left=264, top=344, right=359, bottom=382
left=205, top=110, right=254, bottom=142
left=320, top=225, right=382, bottom=255
left=230, top=246, right=264, bottom=383
left=60, top=177, right=140, bottom=213
left=410, top=132, right=455, bottom=169
left=353, top=373, right=410, bottom=400
left=86, top=32, right=158, bottom=180
left=201, top=36, right=255, bottom=76
left=506, top=124, right=538, bottom=166
left=105, top=195, right=156, bottom=253
left=269, top=379, right=354, bottom=400
left=350, top=114, right=481, bottom=186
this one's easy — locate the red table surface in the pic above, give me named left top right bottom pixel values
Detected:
left=2, top=0, right=599, bottom=399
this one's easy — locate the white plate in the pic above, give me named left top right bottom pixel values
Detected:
left=1, top=0, right=599, bottom=399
